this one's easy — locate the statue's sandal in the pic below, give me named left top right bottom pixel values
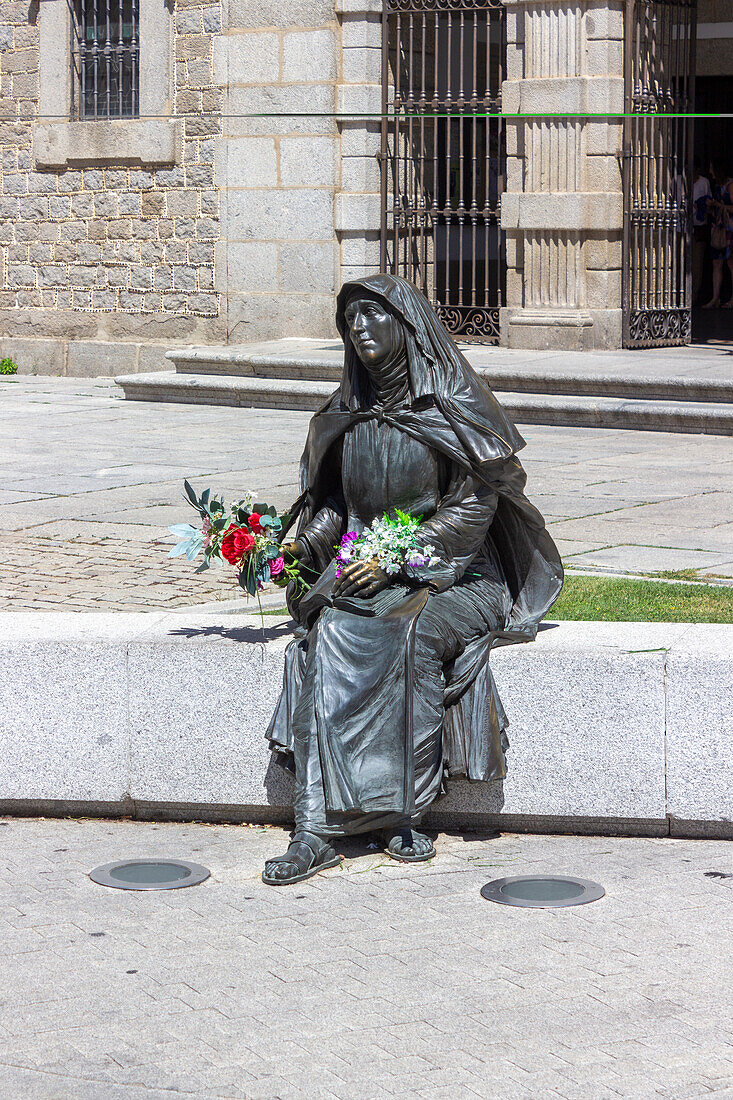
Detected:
left=262, top=832, right=341, bottom=886
left=383, top=829, right=436, bottom=863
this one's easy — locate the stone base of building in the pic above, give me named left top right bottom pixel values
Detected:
left=506, top=308, right=623, bottom=351
left=3, top=306, right=627, bottom=378
left=0, top=335, right=167, bottom=377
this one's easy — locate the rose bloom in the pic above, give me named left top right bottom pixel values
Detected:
left=248, top=512, right=264, bottom=535
left=269, top=556, right=285, bottom=577
left=221, top=525, right=255, bottom=564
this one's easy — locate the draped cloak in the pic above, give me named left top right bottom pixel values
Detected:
left=266, top=274, right=563, bottom=792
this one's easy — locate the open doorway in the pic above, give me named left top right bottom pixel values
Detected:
left=691, top=40, right=733, bottom=343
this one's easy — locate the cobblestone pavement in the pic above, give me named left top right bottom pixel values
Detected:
left=0, top=817, right=731, bottom=1099
left=2, top=377, right=733, bottom=610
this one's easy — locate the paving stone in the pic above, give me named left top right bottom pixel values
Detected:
left=3, top=820, right=729, bottom=1098
left=1, top=377, right=732, bottom=610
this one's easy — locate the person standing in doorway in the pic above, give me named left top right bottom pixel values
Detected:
left=692, top=159, right=711, bottom=305
left=704, top=161, right=733, bottom=309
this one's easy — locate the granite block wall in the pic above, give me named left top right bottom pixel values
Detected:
left=0, top=0, right=225, bottom=375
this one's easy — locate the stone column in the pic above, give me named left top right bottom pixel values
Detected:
left=502, top=0, right=624, bottom=349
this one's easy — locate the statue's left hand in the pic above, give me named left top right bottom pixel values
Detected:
left=333, top=559, right=390, bottom=599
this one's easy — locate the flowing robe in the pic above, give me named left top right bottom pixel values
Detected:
left=267, top=416, right=515, bottom=836
left=266, top=273, right=563, bottom=837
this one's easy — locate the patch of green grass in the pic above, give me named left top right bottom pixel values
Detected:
left=553, top=574, right=733, bottom=623
left=247, top=577, right=733, bottom=624
left=0, top=357, right=18, bottom=377
left=652, top=568, right=726, bottom=582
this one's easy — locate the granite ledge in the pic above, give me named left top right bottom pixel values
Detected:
left=1, top=613, right=730, bottom=838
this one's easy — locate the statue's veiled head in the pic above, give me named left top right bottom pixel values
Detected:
left=334, top=274, right=527, bottom=459
left=342, top=290, right=405, bottom=373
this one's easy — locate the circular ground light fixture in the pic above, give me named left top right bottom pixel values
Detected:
left=481, top=874, right=605, bottom=908
left=89, top=859, right=210, bottom=891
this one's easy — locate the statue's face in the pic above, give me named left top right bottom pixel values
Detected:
left=343, top=297, right=394, bottom=366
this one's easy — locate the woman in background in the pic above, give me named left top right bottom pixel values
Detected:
left=704, top=160, right=733, bottom=309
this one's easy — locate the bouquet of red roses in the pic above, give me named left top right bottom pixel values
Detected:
left=168, top=481, right=304, bottom=597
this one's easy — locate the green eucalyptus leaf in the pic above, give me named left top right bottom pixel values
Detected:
left=253, top=502, right=268, bottom=514
left=195, top=559, right=210, bottom=573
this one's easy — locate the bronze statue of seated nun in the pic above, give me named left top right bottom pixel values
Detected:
left=263, top=274, right=563, bottom=885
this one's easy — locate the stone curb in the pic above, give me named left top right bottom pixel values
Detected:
left=2, top=613, right=731, bottom=838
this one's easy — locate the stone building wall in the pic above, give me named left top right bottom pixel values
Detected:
left=213, top=0, right=341, bottom=343
left=1, top=0, right=699, bottom=366
left=697, top=0, right=733, bottom=75
left=0, top=0, right=225, bottom=375
left=212, top=0, right=382, bottom=344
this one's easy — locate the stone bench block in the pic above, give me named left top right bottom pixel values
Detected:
left=2, top=614, right=164, bottom=804
left=666, top=625, right=733, bottom=836
left=1, top=614, right=730, bottom=838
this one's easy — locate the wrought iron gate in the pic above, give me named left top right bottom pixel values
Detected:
left=380, top=0, right=506, bottom=343
left=622, top=0, right=697, bottom=347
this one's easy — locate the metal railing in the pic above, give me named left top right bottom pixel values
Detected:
left=381, top=0, right=506, bottom=343
left=622, top=0, right=697, bottom=347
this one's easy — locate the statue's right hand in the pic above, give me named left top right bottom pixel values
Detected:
left=281, top=540, right=305, bottom=561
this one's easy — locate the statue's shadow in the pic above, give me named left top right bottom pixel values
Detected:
left=168, top=620, right=296, bottom=644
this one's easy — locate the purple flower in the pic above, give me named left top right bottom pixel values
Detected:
left=340, top=531, right=358, bottom=547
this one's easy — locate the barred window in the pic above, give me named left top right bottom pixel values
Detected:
left=72, top=0, right=140, bottom=119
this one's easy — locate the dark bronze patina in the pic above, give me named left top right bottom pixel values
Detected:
left=262, top=275, right=562, bottom=886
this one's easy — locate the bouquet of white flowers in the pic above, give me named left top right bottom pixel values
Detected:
left=335, top=510, right=440, bottom=578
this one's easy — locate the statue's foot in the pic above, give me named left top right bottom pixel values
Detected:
left=262, top=831, right=341, bottom=887
left=383, top=828, right=436, bottom=863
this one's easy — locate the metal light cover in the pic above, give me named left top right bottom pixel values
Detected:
left=89, top=858, right=210, bottom=891
left=481, top=874, right=605, bottom=908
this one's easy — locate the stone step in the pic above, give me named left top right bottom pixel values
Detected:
left=170, top=347, right=343, bottom=384
left=115, top=369, right=733, bottom=433
left=167, top=345, right=733, bottom=404
left=116, top=371, right=337, bottom=411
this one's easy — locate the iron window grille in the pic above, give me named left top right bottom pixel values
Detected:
left=381, top=0, right=507, bottom=345
left=71, top=0, right=140, bottom=120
